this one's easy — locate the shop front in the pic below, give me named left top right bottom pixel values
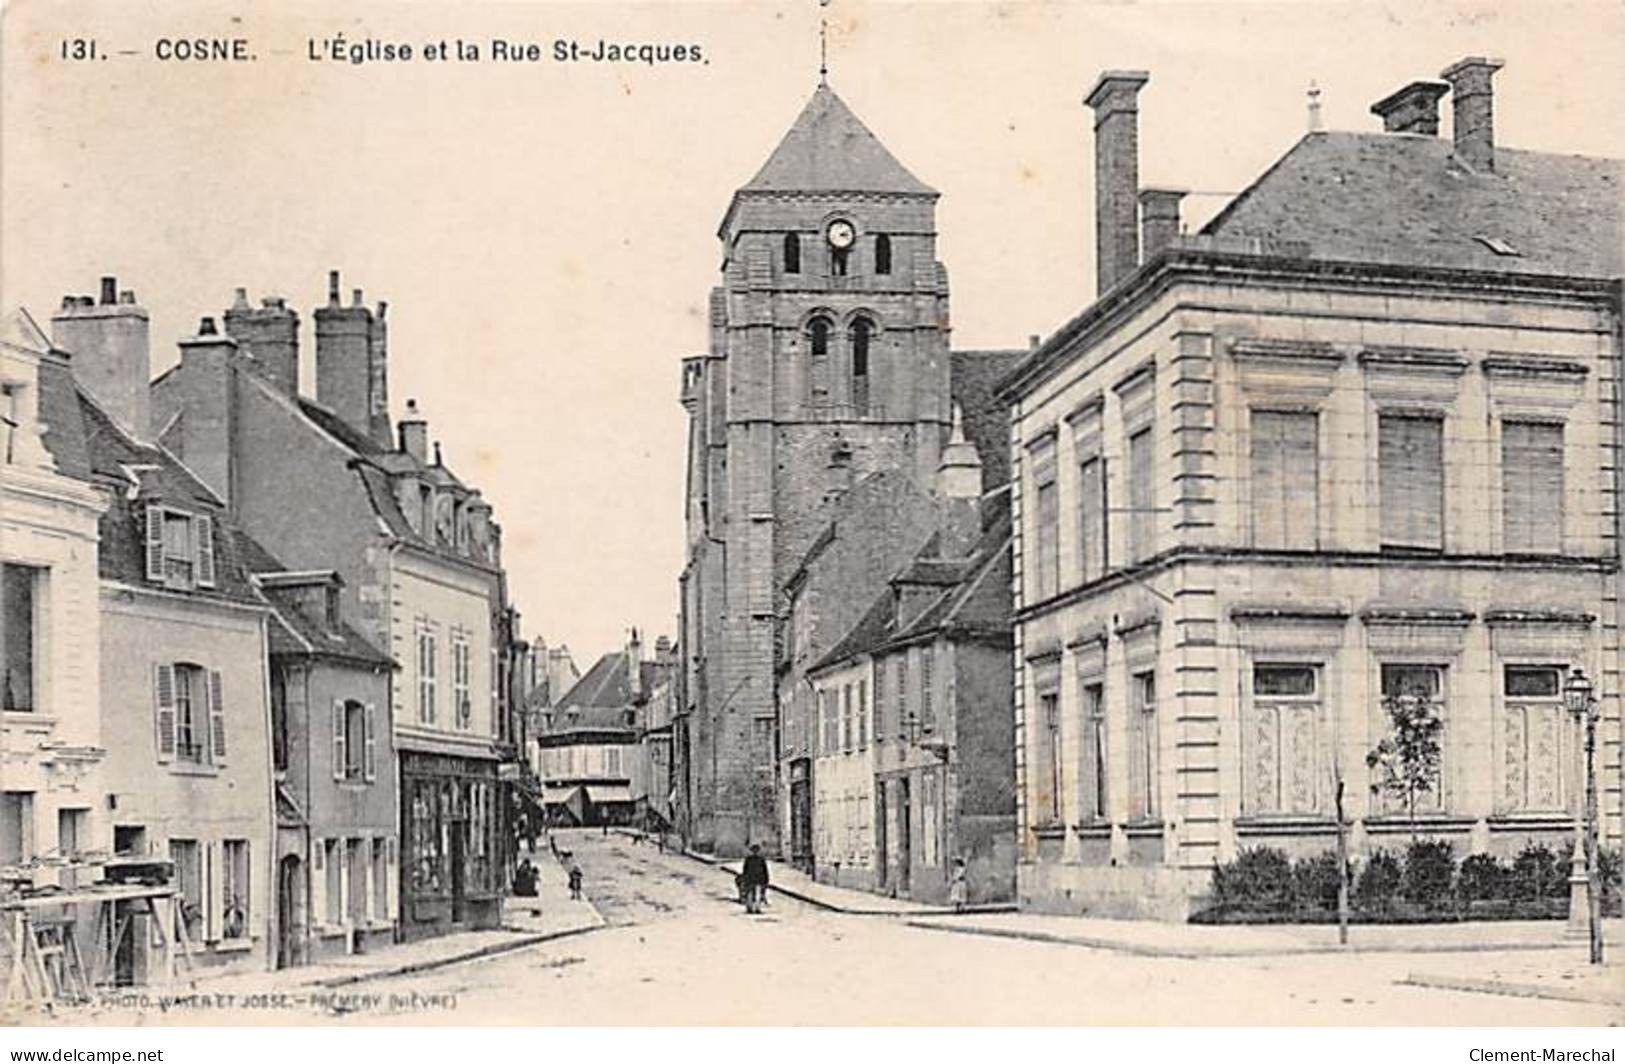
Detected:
left=399, top=752, right=505, bottom=941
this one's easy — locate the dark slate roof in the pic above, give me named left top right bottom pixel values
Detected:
left=233, top=530, right=393, bottom=668
left=2, top=310, right=93, bottom=483
left=556, top=652, right=667, bottom=710
left=76, top=388, right=262, bottom=605
left=811, top=496, right=1013, bottom=673
left=741, top=84, right=935, bottom=196
left=950, top=350, right=1023, bottom=489
left=1203, top=132, right=1623, bottom=279
left=296, top=396, right=385, bottom=456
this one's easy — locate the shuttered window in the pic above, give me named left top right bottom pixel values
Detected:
left=1078, top=456, right=1105, bottom=581
left=1079, top=681, right=1107, bottom=821
left=1128, top=671, right=1158, bottom=819
left=1379, top=414, right=1444, bottom=550
left=1502, top=421, right=1563, bottom=555
left=1034, top=692, right=1061, bottom=825
left=1034, top=481, right=1059, bottom=599
left=1128, top=427, right=1155, bottom=562
left=144, top=505, right=215, bottom=589
left=920, top=648, right=935, bottom=730
left=1250, top=411, right=1318, bottom=550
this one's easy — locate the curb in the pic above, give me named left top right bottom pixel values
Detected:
left=1398, top=972, right=1623, bottom=1008
left=312, top=919, right=608, bottom=989
left=902, top=918, right=1608, bottom=960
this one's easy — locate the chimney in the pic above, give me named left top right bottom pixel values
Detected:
left=368, top=301, right=391, bottom=447
left=627, top=628, right=644, bottom=700
left=224, top=288, right=301, bottom=396
left=398, top=398, right=429, bottom=462
left=936, top=405, right=984, bottom=557
left=51, top=276, right=151, bottom=440
left=1370, top=80, right=1450, bottom=135
left=654, top=635, right=675, bottom=666
left=313, top=269, right=378, bottom=439
left=1085, top=70, right=1151, bottom=296
left=1139, top=188, right=1186, bottom=263
left=173, top=318, right=240, bottom=502
left=1440, top=56, right=1504, bottom=172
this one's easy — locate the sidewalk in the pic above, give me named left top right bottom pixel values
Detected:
left=1400, top=952, right=1623, bottom=1008
left=904, top=910, right=1625, bottom=960
left=185, top=843, right=605, bottom=995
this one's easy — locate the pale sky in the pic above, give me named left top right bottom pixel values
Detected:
left=4, top=0, right=1622, bottom=664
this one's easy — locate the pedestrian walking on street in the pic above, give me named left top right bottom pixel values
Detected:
left=741, top=844, right=770, bottom=914
left=568, top=860, right=584, bottom=901
left=949, top=857, right=969, bottom=912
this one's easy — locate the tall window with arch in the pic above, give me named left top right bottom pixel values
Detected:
left=849, top=317, right=873, bottom=416
left=783, top=232, right=801, bottom=275
left=808, top=316, right=832, bottom=408
left=874, top=234, right=892, bottom=275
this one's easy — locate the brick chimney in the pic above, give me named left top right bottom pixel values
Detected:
left=51, top=276, right=150, bottom=439
left=1440, top=57, right=1504, bottom=172
left=224, top=288, right=300, bottom=396
left=398, top=398, right=429, bottom=462
left=314, top=270, right=391, bottom=445
left=1085, top=70, right=1150, bottom=296
left=1138, top=188, right=1186, bottom=263
left=1370, top=80, right=1450, bottom=135
left=627, top=628, right=644, bottom=700
left=173, top=317, right=240, bottom=502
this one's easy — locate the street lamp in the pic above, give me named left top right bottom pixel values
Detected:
left=1563, top=666, right=1604, bottom=965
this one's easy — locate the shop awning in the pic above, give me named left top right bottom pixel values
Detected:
left=542, top=786, right=582, bottom=807
left=585, top=784, right=634, bottom=804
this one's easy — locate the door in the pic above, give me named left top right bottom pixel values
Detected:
left=450, top=827, right=467, bottom=923
left=897, top=778, right=912, bottom=897
left=276, top=855, right=302, bottom=970
left=789, top=760, right=812, bottom=871
left=875, top=784, right=888, bottom=892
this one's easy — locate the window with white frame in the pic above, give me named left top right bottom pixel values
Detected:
left=333, top=699, right=377, bottom=783
left=1242, top=665, right=1321, bottom=816
left=144, top=504, right=216, bottom=591
left=1501, top=421, right=1564, bottom=555
left=1501, top=666, right=1565, bottom=813
left=857, top=679, right=868, bottom=750
left=1, top=564, right=41, bottom=712
left=417, top=627, right=437, bottom=724
left=222, top=839, right=249, bottom=940
left=1128, top=670, right=1159, bottom=820
left=155, top=663, right=224, bottom=766
left=842, top=684, right=853, bottom=754
left=452, top=635, right=471, bottom=729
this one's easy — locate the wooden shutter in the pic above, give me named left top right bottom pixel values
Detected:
left=1079, top=457, right=1104, bottom=580
left=1502, top=421, right=1563, bottom=554
left=194, top=513, right=216, bottom=588
left=145, top=503, right=166, bottom=582
left=1129, top=428, right=1154, bottom=561
left=1379, top=415, right=1444, bottom=549
left=207, top=669, right=226, bottom=763
left=386, top=837, right=399, bottom=921
left=332, top=701, right=346, bottom=782
left=1250, top=412, right=1286, bottom=549
left=154, top=663, right=176, bottom=762
left=206, top=841, right=221, bottom=943
left=1281, top=413, right=1318, bottom=550
left=311, top=840, right=327, bottom=928
left=364, top=703, right=378, bottom=782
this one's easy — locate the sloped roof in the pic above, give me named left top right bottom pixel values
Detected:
left=741, top=84, right=935, bottom=196
left=1202, top=132, right=1623, bottom=279
left=557, top=652, right=669, bottom=710
left=950, top=349, right=1023, bottom=489
left=233, top=530, right=393, bottom=667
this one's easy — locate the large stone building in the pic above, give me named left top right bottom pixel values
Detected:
left=1000, top=60, right=1623, bottom=918
left=676, top=81, right=1022, bottom=856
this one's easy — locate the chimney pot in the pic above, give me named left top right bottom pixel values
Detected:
left=100, top=277, right=117, bottom=305
left=1440, top=56, right=1505, bottom=172
left=352, top=288, right=364, bottom=308
left=119, top=290, right=135, bottom=304
left=434, top=441, right=443, bottom=466
left=328, top=270, right=341, bottom=304
left=1085, top=70, right=1151, bottom=296
left=377, top=300, right=388, bottom=320
left=1028, top=334, right=1041, bottom=349
left=1370, top=80, right=1450, bottom=135
left=232, top=287, right=251, bottom=309
left=198, top=317, right=218, bottom=336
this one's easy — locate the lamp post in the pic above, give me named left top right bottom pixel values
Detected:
left=1563, top=667, right=1604, bottom=965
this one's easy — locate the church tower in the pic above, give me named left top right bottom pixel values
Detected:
left=678, top=84, right=952, bottom=856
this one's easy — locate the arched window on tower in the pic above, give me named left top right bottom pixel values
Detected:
left=784, top=233, right=801, bottom=275
left=808, top=316, right=832, bottom=408
left=874, top=234, right=892, bottom=275
left=850, top=317, right=873, bottom=416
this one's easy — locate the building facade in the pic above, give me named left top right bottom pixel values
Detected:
left=1002, top=61, right=1623, bottom=919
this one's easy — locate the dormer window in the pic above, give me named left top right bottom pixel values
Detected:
left=325, top=585, right=342, bottom=629
left=144, top=504, right=216, bottom=590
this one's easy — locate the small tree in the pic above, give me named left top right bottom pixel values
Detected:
left=1366, top=689, right=1443, bottom=840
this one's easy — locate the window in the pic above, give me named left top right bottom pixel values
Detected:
left=144, top=505, right=215, bottom=591
left=874, top=234, right=892, bottom=275
left=1502, top=421, right=1563, bottom=555
left=222, top=839, right=249, bottom=940
left=850, top=318, right=872, bottom=416
left=408, top=783, right=442, bottom=894
left=1502, top=666, right=1564, bottom=812
left=56, top=808, right=87, bottom=858
left=873, top=664, right=887, bottom=742
left=325, top=839, right=342, bottom=923
left=169, top=839, right=202, bottom=942
left=1243, top=665, right=1321, bottom=815
left=753, top=717, right=775, bottom=770
left=808, top=317, right=832, bottom=405
left=1250, top=410, right=1318, bottom=549
left=1377, top=664, right=1446, bottom=813
left=842, top=684, right=853, bottom=753
left=1, top=564, right=39, bottom=712
left=1034, top=480, right=1059, bottom=599
left=417, top=628, right=437, bottom=724
left=831, top=246, right=849, bottom=277
left=1128, top=427, right=1155, bottom=562
left=857, top=679, right=868, bottom=750
left=372, top=836, right=390, bottom=921
left=1078, top=456, right=1105, bottom=583
left=1035, top=692, right=1061, bottom=824
left=270, top=665, right=288, bottom=773
left=1379, top=414, right=1444, bottom=550
left=816, top=690, right=828, bottom=755
left=895, top=657, right=908, bottom=738
left=1079, top=681, right=1107, bottom=821
left=920, top=648, right=935, bottom=730
left=156, top=663, right=223, bottom=766
left=452, top=635, right=471, bottom=729
left=606, top=746, right=623, bottom=776
left=1, top=793, right=34, bottom=865
left=347, top=839, right=367, bottom=925
left=784, top=232, right=801, bottom=274
left=1128, top=671, right=1158, bottom=820
left=333, top=700, right=376, bottom=783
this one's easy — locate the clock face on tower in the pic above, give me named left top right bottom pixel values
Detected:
left=826, top=219, right=855, bottom=249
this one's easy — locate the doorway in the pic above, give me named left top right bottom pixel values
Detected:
left=897, top=778, right=912, bottom=898
left=276, top=855, right=302, bottom=970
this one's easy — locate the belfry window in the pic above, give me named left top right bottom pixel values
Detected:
left=808, top=316, right=832, bottom=405
left=850, top=318, right=873, bottom=416
left=874, top=234, right=892, bottom=275
left=783, top=233, right=801, bottom=274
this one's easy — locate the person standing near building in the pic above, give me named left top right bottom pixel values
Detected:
left=741, top=844, right=770, bottom=914
left=949, top=857, right=969, bottom=912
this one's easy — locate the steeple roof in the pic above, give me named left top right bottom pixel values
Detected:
left=740, top=84, right=935, bottom=196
